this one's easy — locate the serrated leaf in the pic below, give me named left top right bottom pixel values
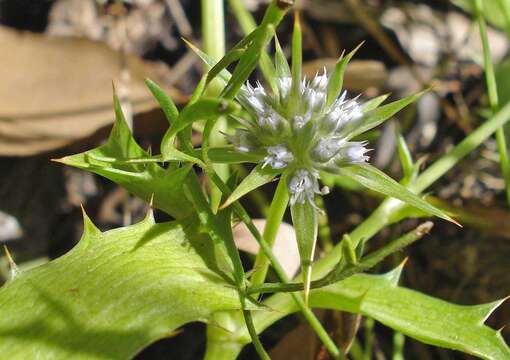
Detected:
left=337, top=164, right=458, bottom=225
left=326, top=43, right=363, bottom=109
left=246, top=268, right=510, bottom=360
left=56, top=92, right=193, bottom=219
left=342, top=90, right=426, bottom=140
left=221, top=164, right=279, bottom=209
left=290, top=200, right=318, bottom=305
left=0, top=214, right=244, bottom=359
left=311, top=274, right=510, bottom=360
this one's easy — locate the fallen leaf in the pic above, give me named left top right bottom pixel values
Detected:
left=233, top=219, right=300, bottom=279
left=303, top=59, right=387, bottom=93
left=0, top=26, right=183, bottom=156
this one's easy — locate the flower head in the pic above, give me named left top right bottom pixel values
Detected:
left=231, top=70, right=371, bottom=206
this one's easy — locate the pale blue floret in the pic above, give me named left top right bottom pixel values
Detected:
left=262, top=145, right=294, bottom=169
left=288, top=169, right=321, bottom=205
left=232, top=70, right=370, bottom=206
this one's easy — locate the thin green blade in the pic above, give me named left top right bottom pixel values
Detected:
left=290, top=200, right=318, bottom=305
left=338, top=164, right=458, bottom=225
left=221, top=164, right=279, bottom=209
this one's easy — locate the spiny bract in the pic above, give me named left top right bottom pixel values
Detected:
left=230, top=70, right=370, bottom=208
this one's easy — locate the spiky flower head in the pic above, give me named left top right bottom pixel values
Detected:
left=231, top=70, right=370, bottom=208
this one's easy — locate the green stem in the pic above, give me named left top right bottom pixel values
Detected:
left=412, top=100, right=510, bottom=193
left=201, top=0, right=229, bottom=211
left=228, top=0, right=257, bottom=33
left=246, top=221, right=431, bottom=295
left=474, top=0, right=510, bottom=207
left=250, top=178, right=289, bottom=287
left=207, top=172, right=343, bottom=359
left=187, top=171, right=271, bottom=359
left=363, top=318, right=374, bottom=360
left=202, top=0, right=225, bottom=65
left=242, top=301, right=270, bottom=360
left=392, top=332, right=405, bottom=360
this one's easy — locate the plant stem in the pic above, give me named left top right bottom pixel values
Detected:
left=412, top=95, right=510, bottom=193
left=363, top=317, right=374, bottom=360
left=474, top=0, right=510, bottom=207
left=246, top=222, right=432, bottom=295
left=201, top=0, right=229, bottom=211
left=228, top=0, right=257, bottom=33
left=250, top=178, right=289, bottom=287
left=207, top=172, right=343, bottom=359
left=392, top=332, right=405, bottom=360
left=242, top=302, right=270, bottom=360
left=186, top=171, right=271, bottom=359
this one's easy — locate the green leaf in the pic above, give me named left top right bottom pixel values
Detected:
left=274, top=35, right=291, bottom=78
left=290, top=200, right=318, bottom=305
left=361, top=93, right=390, bottom=113
left=337, top=164, right=458, bottom=225
left=0, top=213, right=244, bottom=359
left=221, top=2, right=288, bottom=100
left=311, top=273, right=510, bottom=360
left=221, top=164, right=279, bottom=209
left=144, top=78, right=179, bottom=125
left=452, top=0, right=510, bottom=33
left=166, top=98, right=240, bottom=142
left=201, top=146, right=263, bottom=164
left=56, top=91, right=193, bottom=219
left=396, top=131, right=414, bottom=181
left=184, top=174, right=243, bottom=286
left=184, top=38, right=232, bottom=85
left=144, top=78, right=194, bottom=154
left=206, top=48, right=245, bottom=87
left=325, top=42, right=363, bottom=109
left=245, top=268, right=510, bottom=360
left=204, top=29, right=259, bottom=87
left=342, top=90, right=426, bottom=140
left=288, top=13, right=302, bottom=113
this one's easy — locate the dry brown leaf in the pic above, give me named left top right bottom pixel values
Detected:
left=303, top=59, right=388, bottom=93
left=270, top=310, right=360, bottom=359
left=270, top=320, right=320, bottom=360
left=233, top=219, right=300, bottom=279
left=0, top=26, right=183, bottom=156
